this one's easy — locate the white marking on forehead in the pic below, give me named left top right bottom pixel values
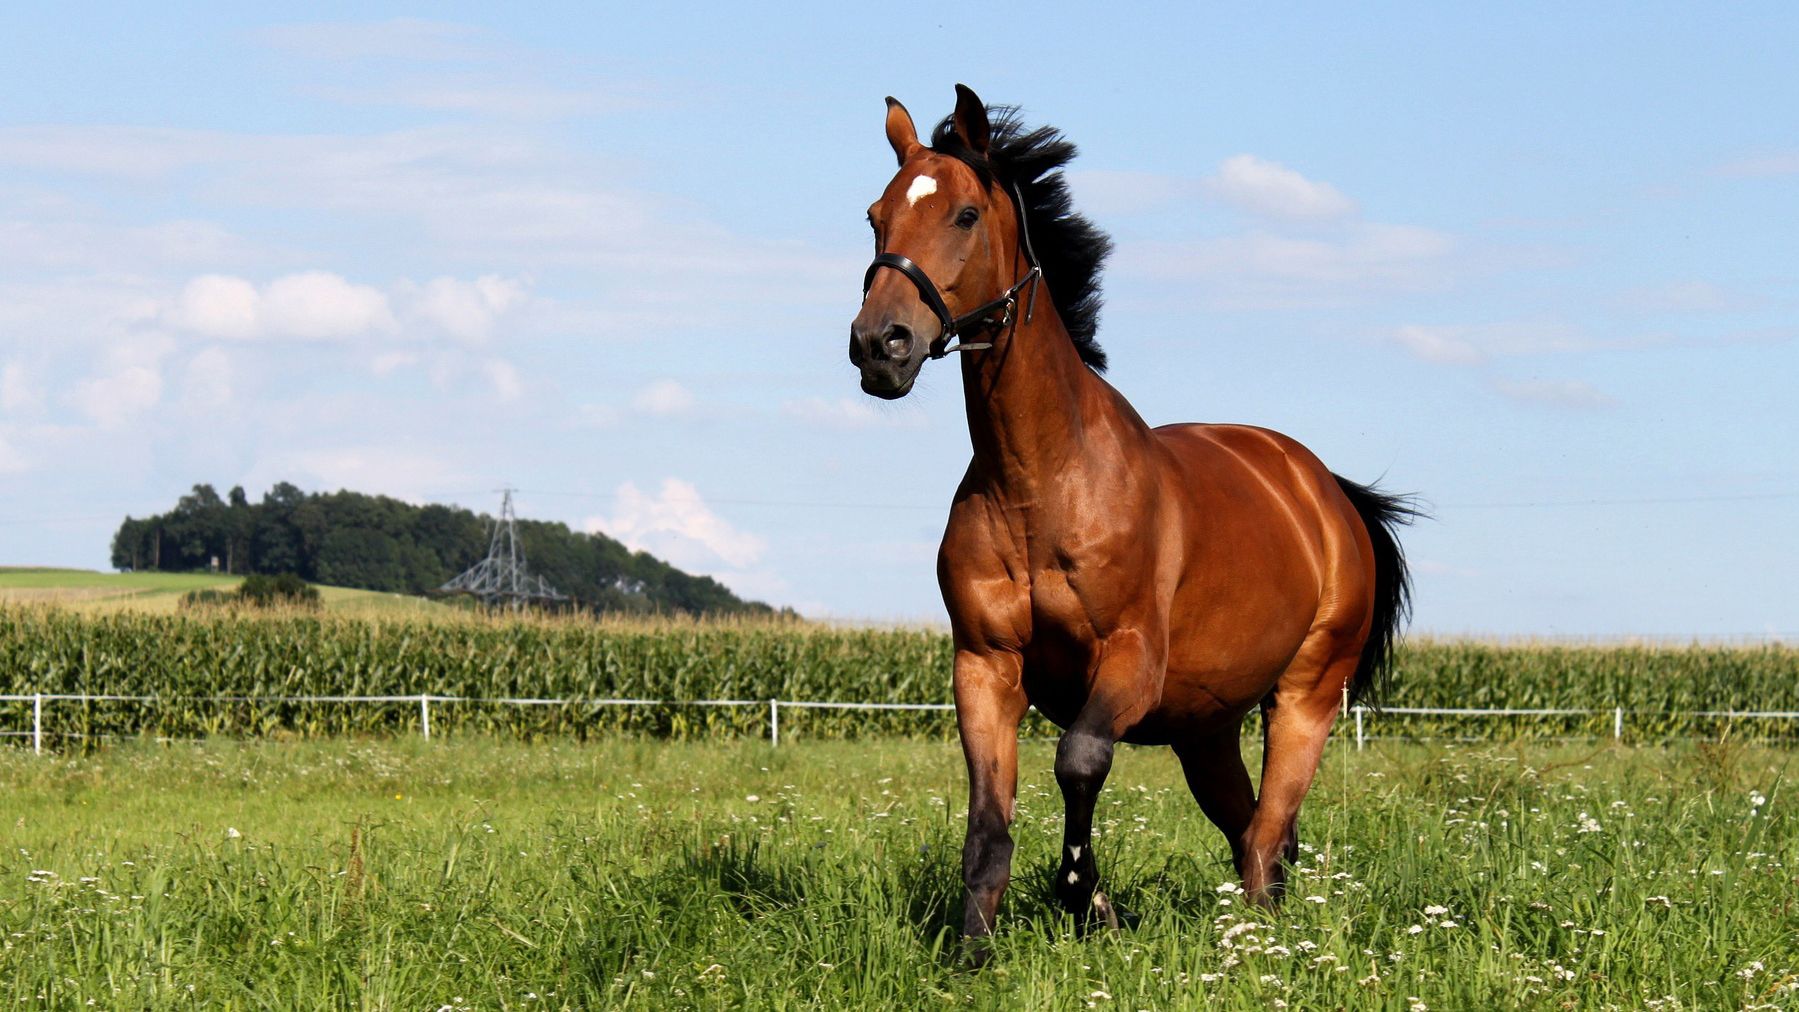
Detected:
left=905, top=174, right=938, bottom=207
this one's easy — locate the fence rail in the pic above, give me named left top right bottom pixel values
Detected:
left=6, top=692, right=1799, bottom=753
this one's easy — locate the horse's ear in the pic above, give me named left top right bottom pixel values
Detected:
left=885, top=97, right=921, bottom=165
left=952, top=83, right=990, bottom=157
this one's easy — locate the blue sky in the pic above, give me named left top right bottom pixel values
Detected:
left=1, top=4, right=1794, bottom=636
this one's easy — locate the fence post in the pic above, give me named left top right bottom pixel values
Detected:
left=33, top=693, right=43, bottom=756
left=420, top=694, right=432, bottom=741
left=1613, top=706, right=1623, bottom=742
left=1354, top=706, right=1364, bottom=751
left=769, top=699, right=779, bottom=747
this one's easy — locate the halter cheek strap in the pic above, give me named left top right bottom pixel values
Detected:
left=861, top=182, right=1043, bottom=360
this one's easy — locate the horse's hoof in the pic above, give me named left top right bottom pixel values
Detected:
left=961, top=935, right=995, bottom=969
left=1090, top=891, right=1121, bottom=931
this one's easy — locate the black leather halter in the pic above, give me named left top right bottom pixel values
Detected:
left=861, top=182, right=1042, bottom=360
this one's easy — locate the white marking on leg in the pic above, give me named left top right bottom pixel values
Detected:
left=905, top=175, right=937, bottom=206
left=1066, top=871, right=1079, bottom=884
left=1069, top=845, right=1082, bottom=861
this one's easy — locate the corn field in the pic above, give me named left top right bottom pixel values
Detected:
left=1, top=606, right=1795, bottom=743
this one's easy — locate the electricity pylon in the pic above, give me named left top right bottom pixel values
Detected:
left=438, top=488, right=567, bottom=609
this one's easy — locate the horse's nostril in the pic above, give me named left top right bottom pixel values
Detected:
left=886, top=325, right=914, bottom=357
left=848, top=330, right=865, bottom=366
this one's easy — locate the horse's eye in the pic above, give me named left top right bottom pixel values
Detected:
left=955, top=208, right=980, bottom=230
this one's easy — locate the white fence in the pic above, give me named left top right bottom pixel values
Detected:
left=4, top=693, right=1799, bottom=754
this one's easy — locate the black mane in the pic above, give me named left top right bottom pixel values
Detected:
left=930, top=107, right=1113, bottom=372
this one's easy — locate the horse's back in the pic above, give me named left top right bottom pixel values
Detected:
left=1133, top=422, right=1376, bottom=734
left=1151, top=422, right=1363, bottom=550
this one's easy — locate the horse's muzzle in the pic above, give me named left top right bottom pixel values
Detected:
left=849, top=319, right=927, bottom=399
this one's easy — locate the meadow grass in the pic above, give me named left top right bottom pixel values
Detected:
left=2, top=736, right=1793, bottom=1009
left=0, top=570, right=450, bottom=616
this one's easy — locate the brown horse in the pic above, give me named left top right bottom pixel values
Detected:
left=850, top=85, right=1415, bottom=952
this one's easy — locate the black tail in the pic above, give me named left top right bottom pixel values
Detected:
left=1333, top=475, right=1422, bottom=708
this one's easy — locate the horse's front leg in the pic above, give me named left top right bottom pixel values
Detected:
left=954, top=648, right=1029, bottom=962
left=1054, top=628, right=1161, bottom=932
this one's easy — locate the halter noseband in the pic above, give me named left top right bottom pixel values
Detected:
left=861, top=181, right=1043, bottom=360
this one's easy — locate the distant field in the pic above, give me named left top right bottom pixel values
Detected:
left=0, top=567, right=448, bottom=616
left=1, top=738, right=1792, bottom=1008
left=3, top=604, right=1796, bottom=744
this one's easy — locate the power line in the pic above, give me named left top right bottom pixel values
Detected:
left=491, top=485, right=1799, bottom=514
left=1437, top=490, right=1799, bottom=510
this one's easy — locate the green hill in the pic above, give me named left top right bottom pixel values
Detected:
left=109, top=483, right=773, bottom=617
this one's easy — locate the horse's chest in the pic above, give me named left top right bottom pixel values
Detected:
left=1027, top=565, right=1090, bottom=632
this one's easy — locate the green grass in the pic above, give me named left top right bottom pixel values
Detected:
left=2, top=738, right=1793, bottom=1009
left=0, top=568, right=447, bottom=616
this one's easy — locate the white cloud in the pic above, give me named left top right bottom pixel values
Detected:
left=170, top=275, right=260, bottom=339
left=0, top=122, right=843, bottom=338
left=1205, top=154, right=1357, bottom=220
left=588, top=478, right=765, bottom=570
left=630, top=379, right=695, bottom=416
left=0, top=217, right=253, bottom=272
left=1712, top=152, right=1799, bottom=178
left=247, top=445, right=461, bottom=500
left=1616, top=280, right=1756, bottom=314
left=69, top=366, right=162, bottom=427
left=1125, top=223, right=1455, bottom=309
left=1062, top=169, right=1199, bottom=217
left=574, top=403, right=621, bottom=428
left=781, top=395, right=924, bottom=430
left=483, top=358, right=523, bottom=401
left=257, top=18, right=495, bottom=63
left=1389, top=320, right=1679, bottom=365
left=0, top=431, right=27, bottom=474
left=1491, top=377, right=1616, bottom=410
left=167, top=271, right=534, bottom=344
left=263, top=271, right=395, bottom=340
left=167, top=271, right=394, bottom=341
left=179, top=348, right=234, bottom=410
left=409, top=274, right=529, bottom=342
left=1392, top=325, right=1487, bottom=366
left=1, top=363, right=45, bottom=415
left=309, top=81, right=640, bottom=120
left=370, top=351, right=419, bottom=376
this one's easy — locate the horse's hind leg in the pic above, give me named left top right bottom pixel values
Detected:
left=1242, top=653, right=1357, bottom=905
left=1173, top=728, right=1256, bottom=876
left=1260, top=698, right=1301, bottom=867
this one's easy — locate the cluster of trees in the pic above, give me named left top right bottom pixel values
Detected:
left=184, top=573, right=322, bottom=611
left=111, top=483, right=773, bottom=617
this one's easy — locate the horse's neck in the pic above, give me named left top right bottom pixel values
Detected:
left=960, top=306, right=1112, bottom=496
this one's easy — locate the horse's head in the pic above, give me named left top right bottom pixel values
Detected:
left=851, top=85, right=1024, bottom=400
